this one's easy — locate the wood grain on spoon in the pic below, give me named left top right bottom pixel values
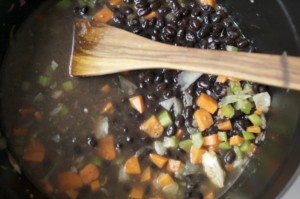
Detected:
left=71, top=19, right=300, bottom=90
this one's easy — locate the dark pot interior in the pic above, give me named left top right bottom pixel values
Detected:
left=0, top=0, right=300, bottom=198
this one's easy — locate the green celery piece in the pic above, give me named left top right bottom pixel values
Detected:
left=92, top=156, right=102, bottom=167
left=229, top=81, right=242, bottom=93
left=191, top=132, right=204, bottom=149
left=235, top=100, right=252, bottom=114
left=242, top=131, right=255, bottom=140
left=78, top=0, right=97, bottom=7
left=221, top=104, right=235, bottom=118
left=234, top=145, right=243, bottom=159
left=63, top=81, right=74, bottom=91
left=57, top=103, right=69, bottom=116
left=218, top=131, right=228, bottom=142
left=163, top=136, right=179, bottom=148
left=179, top=139, right=193, bottom=153
left=158, top=111, right=173, bottom=127
left=248, top=114, right=263, bottom=126
left=56, top=0, right=71, bottom=9
left=38, top=75, right=51, bottom=87
left=219, top=142, right=231, bottom=150
left=239, top=141, right=251, bottom=153
left=226, top=45, right=238, bottom=52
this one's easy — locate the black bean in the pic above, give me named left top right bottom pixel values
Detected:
left=147, top=93, right=157, bottom=101
left=175, top=115, right=185, bottom=128
left=87, top=136, right=98, bottom=147
left=75, top=6, right=88, bottom=16
left=208, top=42, right=218, bottom=49
left=150, top=0, right=161, bottom=10
left=223, top=18, right=233, bottom=28
left=126, top=136, right=133, bottom=143
left=228, top=30, right=240, bottom=40
left=128, top=17, right=140, bottom=27
left=166, top=124, right=176, bottom=136
left=74, top=145, right=82, bottom=155
left=163, top=90, right=173, bottom=99
left=191, top=7, right=201, bottom=17
left=201, top=5, right=215, bottom=13
left=197, top=77, right=211, bottom=90
left=258, top=85, right=267, bottom=93
left=155, top=18, right=165, bottom=29
left=177, top=28, right=186, bottom=39
left=216, top=9, right=227, bottom=18
left=148, top=18, right=157, bottom=27
left=186, top=182, right=197, bottom=190
left=138, top=82, right=146, bottom=89
left=162, top=25, right=177, bottom=41
left=237, top=39, right=249, bottom=48
left=203, top=14, right=211, bottom=24
left=170, top=1, right=180, bottom=12
left=123, top=0, right=133, bottom=3
left=136, top=2, right=149, bottom=9
left=123, top=7, right=133, bottom=15
left=132, top=27, right=143, bottom=34
left=183, top=106, right=193, bottom=120
left=122, top=127, right=128, bottom=133
left=186, top=31, right=197, bottom=43
left=157, top=6, right=170, bottom=15
left=177, top=18, right=189, bottom=29
left=212, top=14, right=222, bottom=23
left=137, top=7, right=151, bottom=16
left=113, top=15, right=125, bottom=25
left=141, top=20, right=150, bottom=29
left=116, top=142, right=124, bottom=149
left=156, top=82, right=167, bottom=92
left=189, top=18, right=201, bottom=30
left=163, top=71, right=174, bottom=83
left=197, top=25, right=212, bottom=38
left=224, top=150, right=236, bottom=164
left=213, top=84, right=227, bottom=99
left=144, top=71, right=154, bottom=84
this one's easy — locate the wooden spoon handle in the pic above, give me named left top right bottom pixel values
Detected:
left=71, top=20, right=300, bottom=90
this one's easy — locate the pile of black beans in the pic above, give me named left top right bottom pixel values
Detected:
left=105, top=0, right=256, bottom=51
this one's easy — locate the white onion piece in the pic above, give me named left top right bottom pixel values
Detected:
left=183, top=91, right=193, bottom=107
left=118, top=165, right=130, bottom=183
left=182, top=161, right=200, bottom=176
left=202, top=151, right=226, bottom=188
left=219, top=94, right=251, bottom=107
left=163, top=182, right=179, bottom=195
left=160, top=97, right=176, bottom=111
left=253, top=92, right=271, bottom=112
left=173, top=98, right=182, bottom=116
left=51, top=60, right=58, bottom=71
left=178, top=71, right=202, bottom=91
left=94, top=116, right=109, bottom=139
left=118, top=75, right=137, bottom=96
left=154, top=140, right=166, bottom=155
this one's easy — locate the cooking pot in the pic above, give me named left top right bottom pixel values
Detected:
left=0, top=0, right=300, bottom=198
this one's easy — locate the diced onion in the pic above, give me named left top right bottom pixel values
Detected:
left=160, top=97, right=183, bottom=116
left=173, top=98, right=183, bottom=117
left=178, top=71, right=202, bottom=91
left=119, top=75, right=137, bottom=96
left=118, top=165, right=130, bottom=183
left=163, top=182, right=179, bottom=195
left=253, top=92, right=271, bottom=112
left=182, top=161, right=200, bottom=176
left=219, top=94, right=251, bottom=107
left=183, top=91, right=193, bottom=107
left=154, top=140, right=166, bottom=155
left=51, top=60, right=59, bottom=71
left=94, top=116, right=109, bottom=139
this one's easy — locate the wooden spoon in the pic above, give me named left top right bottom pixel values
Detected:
left=71, top=19, right=300, bottom=90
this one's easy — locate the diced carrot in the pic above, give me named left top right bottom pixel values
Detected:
left=196, top=93, right=218, bottom=114
left=144, top=11, right=157, bottom=20
left=201, top=0, right=216, bottom=8
left=194, top=109, right=214, bottom=132
left=217, top=120, right=232, bottom=131
left=216, top=75, right=228, bottom=83
left=41, top=181, right=54, bottom=194
left=203, top=134, right=220, bottom=146
left=225, top=163, right=234, bottom=172
left=13, top=127, right=28, bottom=136
left=204, top=191, right=215, bottom=199
left=129, top=96, right=145, bottom=114
left=22, top=139, right=45, bottom=162
left=125, top=155, right=141, bottom=174
left=247, top=143, right=257, bottom=156
left=167, top=159, right=182, bottom=172
left=34, top=111, right=43, bottom=122
left=18, top=107, right=32, bottom=118
left=229, top=77, right=241, bottom=82
left=129, top=185, right=144, bottom=199
left=247, top=125, right=261, bottom=133
left=65, top=190, right=79, bottom=199
left=140, top=166, right=151, bottom=182
left=140, top=115, right=164, bottom=138
left=157, top=173, right=174, bottom=187
left=254, top=108, right=263, bottom=115
left=79, top=163, right=100, bottom=184
left=175, top=129, right=184, bottom=138
left=100, top=84, right=111, bottom=93
left=97, top=135, right=116, bottom=160
left=190, top=146, right=206, bottom=164
left=90, top=180, right=101, bottom=191
left=107, top=0, right=122, bottom=6
left=94, top=7, right=113, bottom=24
left=101, top=101, right=114, bottom=113
left=58, top=171, right=83, bottom=191
left=149, top=153, right=168, bottom=168
left=229, top=135, right=244, bottom=146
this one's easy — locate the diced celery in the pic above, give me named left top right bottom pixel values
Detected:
left=229, top=81, right=242, bottom=93
left=233, top=146, right=243, bottom=159
left=57, top=103, right=69, bottom=116
left=218, top=131, right=228, bottom=142
left=191, top=132, right=204, bottom=149
left=248, top=114, right=263, bottom=126
left=78, top=0, right=97, bottom=7
left=179, top=139, right=193, bottom=153
left=235, top=100, right=252, bottom=114
left=226, top=45, right=238, bottom=52
left=221, top=104, right=235, bottom=118
left=219, top=142, right=231, bottom=150
left=242, top=131, right=255, bottom=140
left=63, top=81, right=74, bottom=91
left=38, top=75, right=51, bottom=87
left=239, top=141, right=251, bottom=153
left=163, top=136, right=179, bottom=148
left=56, top=0, right=71, bottom=9
left=92, top=156, right=102, bottom=167
left=158, top=111, right=173, bottom=127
